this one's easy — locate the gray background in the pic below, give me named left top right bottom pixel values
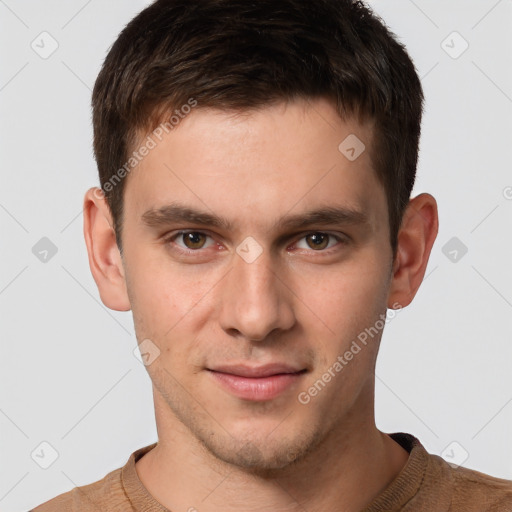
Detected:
left=1, top=0, right=511, bottom=510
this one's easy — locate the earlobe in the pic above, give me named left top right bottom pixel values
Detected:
left=387, top=193, right=439, bottom=309
left=83, top=187, right=131, bottom=312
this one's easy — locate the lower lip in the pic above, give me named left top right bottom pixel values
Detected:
left=208, top=370, right=306, bottom=401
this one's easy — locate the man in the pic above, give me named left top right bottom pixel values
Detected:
left=31, top=0, right=512, bottom=510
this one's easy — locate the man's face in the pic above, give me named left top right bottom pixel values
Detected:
left=121, top=98, right=395, bottom=471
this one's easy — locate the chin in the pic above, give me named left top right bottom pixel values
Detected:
left=196, top=427, right=324, bottom=475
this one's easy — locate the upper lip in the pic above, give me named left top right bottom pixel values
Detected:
left=208, top=363, right=306, bottom=378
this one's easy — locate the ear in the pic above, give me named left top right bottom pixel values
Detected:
left=83, top=187, right=131, bottom=311
left=387, top=193, right=439, bottom=309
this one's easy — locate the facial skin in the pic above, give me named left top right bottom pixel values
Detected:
left=83, top=97, right=438, bottom=511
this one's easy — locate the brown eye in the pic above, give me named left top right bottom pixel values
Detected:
left=305, top=232, right=329, bottom=250
left=181, top=231, right=208, bottom=249
left=294, top=232, right=344, bottom=252
left=163, top=230, right=216, bottom=256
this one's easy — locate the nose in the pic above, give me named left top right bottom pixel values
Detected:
left=218, top=248, right=295, bottom=342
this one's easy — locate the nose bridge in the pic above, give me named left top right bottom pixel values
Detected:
left=238, top=252, right=278, bottom=299
left=219, top=247, right=293, bottom=340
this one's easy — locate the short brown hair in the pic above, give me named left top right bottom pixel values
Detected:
left=92, top=0, right=424, bottom=258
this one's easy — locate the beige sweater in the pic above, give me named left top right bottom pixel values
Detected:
left=30, top=432, right=512, bottom=511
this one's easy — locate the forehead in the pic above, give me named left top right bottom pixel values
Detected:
left=124, top=98, right=386, bottom=234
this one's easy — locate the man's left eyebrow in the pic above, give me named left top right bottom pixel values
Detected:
left=140, top=203, right=370, bottom=231
left=273, top=206, right=370, bottom=231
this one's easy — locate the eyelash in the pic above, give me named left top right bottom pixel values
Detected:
left=162, top=230, right=347, bottom=256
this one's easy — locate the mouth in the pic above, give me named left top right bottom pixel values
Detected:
left=206, top=364, right=308, bottom=401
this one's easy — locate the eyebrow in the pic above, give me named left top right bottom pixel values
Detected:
left=141, top=202, right=370, bottom=232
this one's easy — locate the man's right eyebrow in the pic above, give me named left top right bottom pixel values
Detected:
left=141, top=203, right=234, bottom=231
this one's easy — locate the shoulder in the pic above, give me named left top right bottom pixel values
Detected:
left=28, top=442, right=158, bottom=512
left=29, top=465, right=128, bottom=512
left=28, top=442, right=159, bottom=511
left=385, top=432, right=512, bottom=512
left=428, top=453, right=512, bottom=511
left=446, top=460, right=512, bottom=511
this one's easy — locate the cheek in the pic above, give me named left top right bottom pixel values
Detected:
left=126, top=245, right=211, bottom=324
left=126, top=261, right=217, bottom=370
left=296, top=267, right=388, bottom=400
left=292, top=258, right=389, bottom=373
left=298, top=258, right=388, bottom=326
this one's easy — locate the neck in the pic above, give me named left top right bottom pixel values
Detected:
left=136, top=382, right=409, bottom=512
